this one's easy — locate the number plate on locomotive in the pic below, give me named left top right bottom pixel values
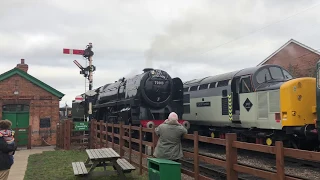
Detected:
left=154, top=81, right=165, bottom=85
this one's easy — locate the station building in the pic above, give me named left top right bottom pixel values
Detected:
left=257, top=39, right=320, bottom=78
left=0, top=59, right=64, bottom=146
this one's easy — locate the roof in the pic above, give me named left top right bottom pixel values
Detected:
left=257, top=39, right=320, bottom=66
left=183, top=66, right=261, bottom=86
left=183, top=64, right=287, bottom=87
left=0, top=68, right=65, bottom=99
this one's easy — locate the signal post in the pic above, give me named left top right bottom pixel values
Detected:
left=63, top=43, right=96, bottom=122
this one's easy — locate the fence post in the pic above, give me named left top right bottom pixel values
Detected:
left=63, top=121, right=68, bottom=150
left=89, top=120, right=94, bottom=149
left=152, top=126, right=159, bottom=155
left=65, top=120, right=71, bottom=150
left=100, top=120, right=103, bottom=148
left=139, top=125, right=143, bottom=175
left=275, top=141, right=285, bottom=180
left=27, top=125, right=32, bottom=149
left=129, top=124, right=132, bottom=163
left=106, top=123, right=109, bottom=147
left=112, top=122, right=114, bottom=149
left=226, top=133, right=238, bottom=180
left=57, top=122, right=61, bottom=149
left=119, top=121, right=124, bottom=157
left=194, top=131, right=199, bottom=180
left=61, top=121, right=65, bottom=149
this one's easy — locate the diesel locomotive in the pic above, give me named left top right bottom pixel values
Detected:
left=183, top=64, right=320, bottom=150
left=72, top=68, right=190, bottom=131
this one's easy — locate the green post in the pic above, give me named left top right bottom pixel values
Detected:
left=147, top=158, right=181, bottom=180
left=316, top=60, right=320, bottom=142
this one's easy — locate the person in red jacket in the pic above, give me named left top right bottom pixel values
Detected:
left=0, top=120, right=17, bottom=180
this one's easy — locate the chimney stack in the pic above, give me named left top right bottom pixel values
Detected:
left=16, top=59, right=29, bottom=73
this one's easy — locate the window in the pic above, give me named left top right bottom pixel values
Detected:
left=240, top=77, right=252, bottom=93
left=269, top=67, right=284, bottom=80
left=183, top=87, right=189, bottom=92
left=256, top=68, right=271, bottom=84
left=217, top=80, right=229, bottom=87
left=199, top=84, right=209, bottom=90
left=40, top=118, right=51, bottom=128
left=209, top=82, right=216, bottom=88
left=2, top=104, right=29, bottom=112
left=282, top=70, right=293, bottom=79
left=190, top=86, right=198, bottom=91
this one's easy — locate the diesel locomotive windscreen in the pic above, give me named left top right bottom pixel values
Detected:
left=143, top=70, right=172, bottom=103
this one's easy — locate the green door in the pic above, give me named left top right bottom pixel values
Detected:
left=2, top=104, right=30, bottom=146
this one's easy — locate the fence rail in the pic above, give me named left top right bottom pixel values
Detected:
left=56, top=119, right=320, bottom=180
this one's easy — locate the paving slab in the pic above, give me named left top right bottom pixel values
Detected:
left=7, top=146, right=55, bottom=180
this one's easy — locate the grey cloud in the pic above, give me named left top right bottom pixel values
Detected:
left=144, top=0, right=320, bottom=66
left=1, top=0, right=320, bottom=106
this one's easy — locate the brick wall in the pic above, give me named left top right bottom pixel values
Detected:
left=0, top=74, right=60, bottom=146
left=261, top=42, right=320, bottom=78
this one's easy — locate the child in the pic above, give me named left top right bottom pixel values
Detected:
left=0, top=120, right=15, bottom=165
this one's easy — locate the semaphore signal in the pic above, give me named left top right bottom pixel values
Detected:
left=63, top=43, right=96, bottom=122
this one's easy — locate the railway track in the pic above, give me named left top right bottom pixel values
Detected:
left=182, top=139, right=320, bottom=169
left=285, top=156, right=320, bottom=168
left=179, top=158, right=255, bottom=180
left=182, top=149, right=310, bottom=180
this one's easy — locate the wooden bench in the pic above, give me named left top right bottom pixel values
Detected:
left=72, top=162, right=88, bottom=176
left=116, top=158, right=136, bottom=173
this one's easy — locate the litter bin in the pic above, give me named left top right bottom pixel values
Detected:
left=147, top=158, right=181, bottom=180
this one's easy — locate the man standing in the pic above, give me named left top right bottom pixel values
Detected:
left=153, top=112, right=188, bottom=161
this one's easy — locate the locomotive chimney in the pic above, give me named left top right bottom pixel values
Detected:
left=143, top=68, right=154, bottom=73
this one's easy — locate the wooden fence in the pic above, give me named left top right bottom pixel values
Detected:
left=56, top=120, right=89, bottom=150
left=13, top=125, right=32, bottom=149
left=57, top=119, right=320, bottom=180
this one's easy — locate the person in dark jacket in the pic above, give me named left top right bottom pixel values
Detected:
left=0, top=120, right=17, bottom=180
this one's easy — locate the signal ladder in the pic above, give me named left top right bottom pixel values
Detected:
left=82, top=58, right=89, bottom=146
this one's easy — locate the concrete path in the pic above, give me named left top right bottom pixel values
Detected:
left=8, top=146, right=55, bottom=180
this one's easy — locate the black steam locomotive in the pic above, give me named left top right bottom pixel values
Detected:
left=72, top=68, right=190, bottom=130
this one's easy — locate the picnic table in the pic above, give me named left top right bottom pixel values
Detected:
left=71, top=148, right=135, bottom=179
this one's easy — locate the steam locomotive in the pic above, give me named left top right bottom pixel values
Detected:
left=72, top=68, right=190, bottom=131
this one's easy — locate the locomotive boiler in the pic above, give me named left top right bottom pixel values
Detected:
left=90, top=68, right=189, bottom=129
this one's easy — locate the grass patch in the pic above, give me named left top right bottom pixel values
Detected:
left=24, top=150, right=147, bottom=180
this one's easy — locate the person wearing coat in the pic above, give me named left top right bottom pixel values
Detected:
left=153, top=112, right=188, bottom=161
left=0, top=120, right=17, bottom=180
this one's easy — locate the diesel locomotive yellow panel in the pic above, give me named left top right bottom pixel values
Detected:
left=280, top=77, right=316, bottom=127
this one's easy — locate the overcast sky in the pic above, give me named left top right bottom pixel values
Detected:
left=1, top=0, right=320, bottom=107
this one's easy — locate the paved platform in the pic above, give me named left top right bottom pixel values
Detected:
left=8, top=146, right=55, bottom=180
